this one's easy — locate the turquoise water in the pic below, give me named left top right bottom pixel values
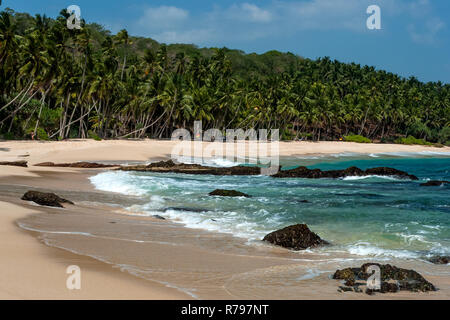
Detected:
left=90, top=153, right=450, bottom=261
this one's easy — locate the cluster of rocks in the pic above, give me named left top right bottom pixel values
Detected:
left=17, top=158, right=443, bottom=297
left=21, top=191, right=74, bottom=208
left=1, top=160, right=119, bottom=169
left=118, top=160, right=420, bottom=180
left=0, top=160, right=28, bottom=167
left=259, top=224, right=439, bottom=295
left=333, top=263, right=436, bottom=294
left=427, top=256, right=449, bottom=264
left=34, top=161, right=117, bottom=168
left=6, top=159, right=421, bottom=182
left=272, top=166, right=419, bottom=180
left=118, top=160, right=261, bottom=176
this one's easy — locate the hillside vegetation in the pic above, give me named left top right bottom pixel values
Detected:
left=0, top=9, right=449, bottom=144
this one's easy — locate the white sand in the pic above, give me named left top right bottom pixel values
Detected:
left=0, top=139, right=449, bottom=299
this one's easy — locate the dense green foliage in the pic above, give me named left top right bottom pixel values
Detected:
left=394, top=136, right=433, bottom=146
left=344, top=135, right=372, bottom=143
left=1, top=9, right=449, bottom=142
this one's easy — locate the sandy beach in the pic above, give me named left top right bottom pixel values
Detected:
left=1, top=139, right=449, bottom=165
left=1, top=139, right=449, bottom=300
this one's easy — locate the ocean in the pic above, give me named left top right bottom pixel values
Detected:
left=90, top=152, right=450, bottom=262
left=13, top=151, right=449, bottom=299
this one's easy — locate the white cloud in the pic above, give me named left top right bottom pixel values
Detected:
left=241, top=3, right=272, bottom=23
left=406, top=0, right=446, bottom=44
left=134, top=5, right=210, bottom=43
left=409, top=17, right=445, bottom=45
left=277, top=0, right=369, bottom=31
left=223, top=3, right=273, bottom=24
left=152, top=29, right=214, bottom=44
left=137, top=6, right=189, bottom=30
left=130, top=1, right=446, bottom=47
left=409, top=0, right=432, bottom=17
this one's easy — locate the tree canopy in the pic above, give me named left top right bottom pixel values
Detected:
left=1, top=8, right=449, bottom=144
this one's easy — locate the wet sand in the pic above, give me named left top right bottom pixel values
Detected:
left=0, top=139, right=449, bottom=299
left=0, top=198, right=190, bottom=299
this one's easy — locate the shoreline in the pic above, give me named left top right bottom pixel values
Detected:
left=0, top=199, right=191, bottom=300
left=1, top=140, right=449, bottom=299
left=1, top=139, right=449, bottom=165
left=0, top=164, right=191, bottom=299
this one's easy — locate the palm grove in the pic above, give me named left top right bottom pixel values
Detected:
left=1, top=9, right=449, bottom=144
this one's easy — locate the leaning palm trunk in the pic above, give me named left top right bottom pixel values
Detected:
left=358, top=107, right=370, bottom=136
left=121, top=54, right=127, bottom=81
left=33, top=89, right=49, bottom=136
left=1, top=88, right=40, bottom=130
left=139, top=114, right=153, bottom=138
left=22, top=102, right=39, bottom=132
left=50, top=100, right=97, bottom=139
left=65, top=99, right=78, bottom=138
left=59, top=94, right=71, bottom=140
left=66, top=56, right=88, bottom=138
left=0, top=78, right=34, bottom=113
left=118, top=110, right=167, bottom=139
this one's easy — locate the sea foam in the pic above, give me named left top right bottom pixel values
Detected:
left=89, top=171, right=148, bottom=196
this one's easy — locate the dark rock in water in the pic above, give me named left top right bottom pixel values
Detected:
left=427, top=256, right=449, bottom=265
left=338, top=285, right=363, bottom=293
left=263, top=224, right=329, bottom=250
left=380, top=282, right=400, bottom=293
left=364, top=167, right=418, bottom=180
left=365, top=288, right=376, bottom=295
left=420, top=180, right=449, bottom=187
left=334, top=268, right=357, bottom=282
left=344, top=279, right=356, bottom=287
left=21, top=191, right=74, bottom=208
left=0, top=160, right=27, bottom=167
left=119, top=160, right=262, bottom=176
left=342, top=166, right=365, bottom=176
left=333, top=263, right=436, bottom=294
left=34, top=161, right=117, bottom=168
left=118, top=159, right=418, bottom=181
left=299, top=200, right=310, bottom=203
left=209, top=189, right=251, bottom=197
left=367, top=284, right=402, bottom=295
left=397, top=279, right=436, bottom=292
left=271, top=166, right=323, bottom=179
left=273, top=166, right=418, bottom=180
left=165, top=207, right=207, bottom=213
left=147, top=160, right=177, bottom=168
left=152, top=215, right=166, bottom=220
left=338, top=286, right=355, bottom=293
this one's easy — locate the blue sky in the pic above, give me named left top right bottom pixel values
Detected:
left=3, top=0, right=450, bottom=83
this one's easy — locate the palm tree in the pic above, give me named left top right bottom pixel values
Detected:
left=115, top=29, right=129, bottom=81
left=1, top=8, right=449, bottom=142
